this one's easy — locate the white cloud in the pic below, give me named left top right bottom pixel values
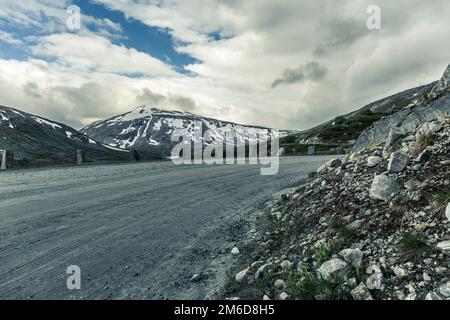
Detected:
left=0, top=30, right=23, bottom=45
left=31, top=33, right=179, bottom=77
left=1, top=0, right=450, bottom=131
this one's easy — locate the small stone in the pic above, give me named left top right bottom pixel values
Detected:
left=367, top=156, right=382, bottom=168
left=436, top=241, right=450, bottom=255
left=438, top=281, right=450, bottom=298
left=414, top=149, right=431, bottom=163
left=435, top=267, right=447, bottom=274
left=279, top=292, right=289, bottom=300
left=392, top=266, right=408, bottom=278
left=318, top=258, right=348, bottom=280
left=280, top=260, right=292, bottom=270
left=388, top=151, right=409, bottom=172
left=351, top=283, right=373, bottom=300
left=446, top=202, right=450, bottom=222
left=425, top=292, right=443, bottom=300
left=274, top=279, right=285, bottom=289
left=255, top=264, right=270, bottom=280
left=235, top=268, right=250, bottom=283
left=190, top=274, right=202, bottom=282
left=263, top=295, right=271, bottom=300
left=231, top=247, right=240, bottom=255
left=346, top=219, right=364, bottom=230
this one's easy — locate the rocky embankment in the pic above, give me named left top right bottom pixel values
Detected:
left=223, top=68, right=450, bottom=300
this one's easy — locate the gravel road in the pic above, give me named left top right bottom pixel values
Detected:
left=0, top=156, right=334, bottom=299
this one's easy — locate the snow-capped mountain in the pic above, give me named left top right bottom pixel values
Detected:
left=0, top=105, right=129, bottom=166
left=81, top=106, right=282, bottom=157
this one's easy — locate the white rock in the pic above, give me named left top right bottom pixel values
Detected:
left=392, top=266, right=408, bottom=278
left=255, top=263, right=270, bottom=280
left=446, top=202, right=450, bottom=222
left=263, top=295, right=271, bottom=300
left=388, top=151, right=409, bottom=172
left=279, top=292, right=289, bottom=300
left=370, top=174, right=399, bottom=200
left=318, top=258, right=348, bottom=280
left=235, top=268, right=250, bottom=283
left=367, top=156, right=382, bottom=168
left=231, top=247, right=240, bottom=255
left=436, top=241, right=450, bottom=255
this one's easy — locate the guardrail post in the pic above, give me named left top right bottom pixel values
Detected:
left=77, top=150, right=86, bottom=164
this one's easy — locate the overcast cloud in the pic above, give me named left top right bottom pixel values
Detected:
left=0, top=0, right=449, bottom=130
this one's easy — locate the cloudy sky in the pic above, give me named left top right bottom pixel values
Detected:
left=0, top=0, right=449, bottom=130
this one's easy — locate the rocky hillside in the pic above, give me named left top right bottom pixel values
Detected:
left=223, top=66, right=450, bottom=301
left=285, top=83, right=435, bottom=146
left=81, top=106, right=283, bottom=158
left=0, top=105, right=129, bottom=167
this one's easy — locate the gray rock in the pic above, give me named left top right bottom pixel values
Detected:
left=428, top=64, right=450, bottom=97
left=346, top=219, right=364, bottom=231
left=318, top=258, right=348, bottom=280
left=425, top=292, right=443, bottom=300
left=235, top=267, right=250, bottom=283
left=438, top=281, right=450, bottom=298
left=339, top=248, right=363, bottom=268
left=415, top=122, right=442, bottom=139
left=369, top=174, right=399, bottom=200
left=280, top=260, right=292, bottom=270
left=274, top=279, right=285, bottom=289
left=414, top=149, right=431, bottom=163
left=385, top=127, right=404, bottom=149
left=388, top=151, right=409, bottom=172
left=351, top=283, right=373, bottom=300
left=436, top=241, right=450, bottom=255
left=255, top=264, right=270, bottom=280
left=367, top=156, right=382, bottom=168
left=446, top=202, right=450, bottom=222
left=392, top=266, right=408, bottom=278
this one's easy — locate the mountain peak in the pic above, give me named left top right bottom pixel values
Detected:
left=119, top=105, right=194, bottom=122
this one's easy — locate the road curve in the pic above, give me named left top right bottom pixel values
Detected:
left=0, top=156, right=334, bottom=299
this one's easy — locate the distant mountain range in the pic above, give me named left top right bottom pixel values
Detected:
left=81, top=106, right=291, bottom=158
left=0, top=106, right=128, bottom=167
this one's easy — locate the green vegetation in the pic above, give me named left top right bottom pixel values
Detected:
left=286, top=267, right=351, bottom=300
left=316, top=110, right=387, bottom=142
left=329, top=217, right=359, bottom=243
left=398, top=232, right=428, bottom=259
left=313, top=242, right=338, bottom=267
left=434, top=188, right=450, bottom=205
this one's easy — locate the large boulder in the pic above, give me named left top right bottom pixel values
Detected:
left=388, top=151, right=409, bottom=172
left=318, top=258, right=348, bottom=280
left=369, top=174, right=399, bottom=200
